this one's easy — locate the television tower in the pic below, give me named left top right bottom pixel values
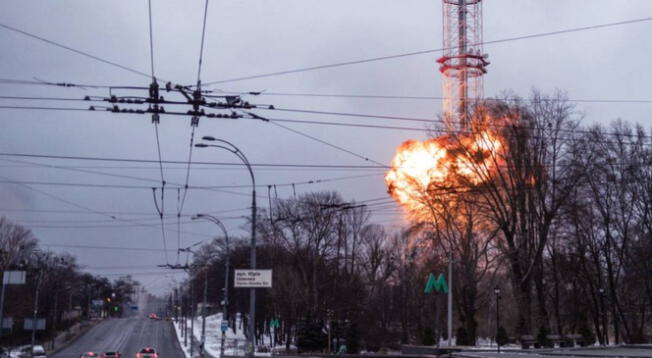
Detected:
left=437, top=0, right=489, bottom=131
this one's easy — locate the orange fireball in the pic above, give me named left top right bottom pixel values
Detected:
left=385, top=128, right=505, bottom=219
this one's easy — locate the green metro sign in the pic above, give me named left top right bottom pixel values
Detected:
left=424, top=273, right=448, bottom=294
left=270, top=318, right=280, bottom=328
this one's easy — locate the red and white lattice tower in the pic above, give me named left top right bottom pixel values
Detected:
left=437, top=0, right=489, bottom=131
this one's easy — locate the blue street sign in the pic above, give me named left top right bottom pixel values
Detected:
left=221, top=320, right=228, bottom=332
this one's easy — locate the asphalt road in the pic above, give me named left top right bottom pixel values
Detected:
left=51, top=307, right=184, bottom=358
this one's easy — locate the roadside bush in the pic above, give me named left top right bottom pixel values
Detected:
left=296, top=317, right=326, bottom=352
left=422, top=327, right=435, bottom=346
left=578, top=324, right=595, bottom=346
left=346, top=322, right=360, bottom=354
left=537, top=326, right=552, bottom=348
left=496, top=326, right=509, bottom=346
left=456, top=326, right=470, bottom=346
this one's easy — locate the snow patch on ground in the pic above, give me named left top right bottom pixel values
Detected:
left=173, top=320, right=193, bottom=358
left=183, top=313, right=279, bottom=357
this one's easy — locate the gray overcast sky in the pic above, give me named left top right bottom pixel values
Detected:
left=1, top=0, right=651, bottom=294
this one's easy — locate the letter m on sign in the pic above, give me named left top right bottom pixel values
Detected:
left=424, top=273, right=448, bottom=294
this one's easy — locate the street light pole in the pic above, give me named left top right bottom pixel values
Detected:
left=0, top=279, right=5, bottom=337
left=31, top=270, right=43, bottom=357
left=202, top=269, right=208, bottom=358
left=599, top=288, right=607, bottom=346
left=447, top=252, right=453, bottom=347
left=190, top=279, right=195, bottom=358
left=196, top=137, right=257, bottom=358
left=191, top=214, right=230, bottom=358
left=494, top=286, right=501, bottom=354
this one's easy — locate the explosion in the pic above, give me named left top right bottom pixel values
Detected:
left=385, top=124, right=505, bottom=219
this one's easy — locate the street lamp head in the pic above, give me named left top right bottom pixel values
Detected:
left=195, top=143, right=209, bottom=148
left=494, top=286, right=501, bottom=295
left=202, top=136, right=216, bottom=141
left=191, top=214, right=204, bottom=220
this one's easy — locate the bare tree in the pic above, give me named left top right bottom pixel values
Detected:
left=450, top=91, right=582, bottom=335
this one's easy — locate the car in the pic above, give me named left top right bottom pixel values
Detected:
left=136, top=348, right=157, bottom=358
left=147, top=313, right=160, bottom=320
left=101, top=352, right=120, bottom=358
left=19, top=346, right=46, bottom=358
left=80, top=352, right=98, bottom=358
left=32, top=346, right=46, bottom=358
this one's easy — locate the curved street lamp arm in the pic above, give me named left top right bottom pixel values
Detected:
left=192, top=214, right=230, bottom=246
left=202, top=143, right=255, bottom=187
left=209, top=139, right=255, bottom=187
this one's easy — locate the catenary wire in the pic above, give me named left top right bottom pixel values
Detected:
left=0, top=176, right=214, bottom=238
left=43, top=243, right=170, bottom=252
left=0, top=152, right=387, bottom=169
left=0, top=157, right=266, bottom=199
left=267, top=121, right=388, bottom=167
left=0, top=173, right=381, bottom=190
left=196, top=0, right=210, bottom=84
left=212, top=90, right=652, bottom=104
left=148, top=0, right=156, bottom=79
left=4, top=103, right=652, bottom=145
left=200, top=16, right=652, bottom=85
left=0, top=22, right=152, bottom=80
left=6, top=93, right=652, bottom=105
left=0, top=206, right=250, bottom=217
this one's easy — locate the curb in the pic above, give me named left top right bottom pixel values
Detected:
left=49, top=319, right=103, bottom=356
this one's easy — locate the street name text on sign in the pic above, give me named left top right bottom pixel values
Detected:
left=234, top=269, right=272, bottom=288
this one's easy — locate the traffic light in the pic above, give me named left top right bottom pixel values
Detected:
left=113, top=306, right=119, bottom=312
left=106, top=297, right=111, bottom=303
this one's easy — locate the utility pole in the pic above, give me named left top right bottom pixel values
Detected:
left=221, top=246, right=230, bottom=358
left=31, top=271, right=43, bottom=357
left=190, top=279, right=194, bottom=358
left=183, top=283, right=188, bottom=347
left=0, top=278, right=6, bottom=338
left=195, top=138, right=256, bottom=358
left=494, top=286, right=501, bottom=353
left=249, top=191, right=257, bottom=358
left=201, top=269, right=207, bottom=358
left=447, top=252, right=453, bottom=346
left=51, top=293, right=57, bottom=350
left=327, top=310, right=333, bottom=354
left=160, top=256, right=210, bottom=355
left=191, top=214, right=230, bottom=358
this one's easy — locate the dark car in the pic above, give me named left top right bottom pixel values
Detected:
left=101, top=352, right=121, bottom=358
left=136, top=348, right=157, bottom=358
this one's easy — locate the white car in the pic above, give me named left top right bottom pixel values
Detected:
left=32, top=346, right=46, bottom=358
left=19, top=346, right=46, bottom=358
